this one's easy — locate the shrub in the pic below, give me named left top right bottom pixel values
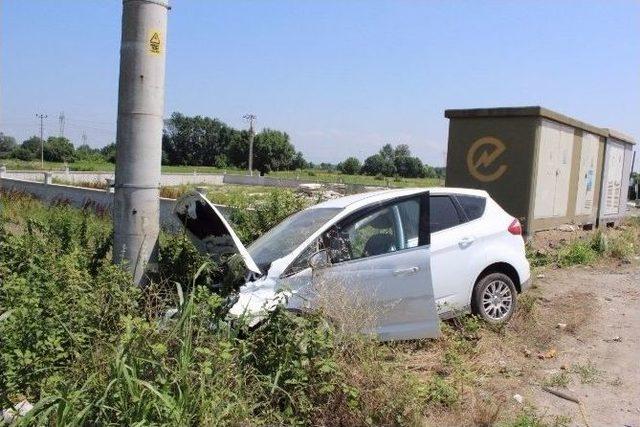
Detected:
left=557, top=240, right=597, bottom=267
left=10, top=146, right=35, bottom=161
left=227, top=189, right=309, bottom=243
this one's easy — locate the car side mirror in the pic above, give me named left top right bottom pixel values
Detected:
left=308, top=249, right=331, bottom=270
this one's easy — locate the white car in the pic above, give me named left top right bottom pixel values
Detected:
left=175, top=187, right=531, bottom=341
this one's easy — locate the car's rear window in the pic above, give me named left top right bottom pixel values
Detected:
left=456, top=195, right=486, bottom=221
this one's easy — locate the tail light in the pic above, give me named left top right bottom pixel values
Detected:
left=508, top=218, right=522, bottom=235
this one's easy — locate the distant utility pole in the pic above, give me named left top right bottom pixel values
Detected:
left=58, top=112, right=65, bottom=137
left=243, top=113, right=256, bottom=176
left=36, top=113, right=47, bottom=169
left=113, top=0, right=170, bottom=284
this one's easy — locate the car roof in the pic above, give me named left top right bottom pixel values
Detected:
left=311, top=187, right=488, bottom=211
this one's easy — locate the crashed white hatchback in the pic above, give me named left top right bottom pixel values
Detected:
left=175, top=188, right=531, bottom=341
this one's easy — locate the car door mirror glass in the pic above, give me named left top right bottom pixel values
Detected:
left=308, top=249, right=331, bottom=270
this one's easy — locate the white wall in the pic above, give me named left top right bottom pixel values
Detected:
left=0, top=177, right=231, bottom=233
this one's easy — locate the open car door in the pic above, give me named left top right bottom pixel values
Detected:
left=174, top=191, right=261, bottom=275
left=311, top=191, right=440, bottom=340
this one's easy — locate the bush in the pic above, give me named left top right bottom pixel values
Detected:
left=226, top=189, right=310, bottom=243
left=43, top=137, right=75, bottom=162
left=557, top=240, right=597, bottom=267
left=10, top=146, right=35, bottom=161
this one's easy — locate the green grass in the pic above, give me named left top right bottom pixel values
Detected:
left=3, top=160, right=443, bottom=188
left=269, top=169, right=443, bottom=188
left=543, top=371, right=570, bottom=388
left=527, top=222, right=640, bottom=269
left=1, top=159, right=245, bottom=174
left=572, top=362, right=601, bottom=384
left=1, top=158, right=115, bottom=171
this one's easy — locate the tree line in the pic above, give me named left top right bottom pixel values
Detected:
left=336, top=144, right=444, bottom=179
left=0, top=112, right=444, bottom=179
left=161, top=112, right=307, bottom=174
left=0, top=133, right=113, bottom=164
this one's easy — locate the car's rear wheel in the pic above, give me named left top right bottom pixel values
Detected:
left=471, top=272, right=517, bottom=323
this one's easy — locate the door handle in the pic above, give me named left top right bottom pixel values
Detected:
left=393, top=266, right=420, bottom=276
left=458, top=237, right=475, bottom=248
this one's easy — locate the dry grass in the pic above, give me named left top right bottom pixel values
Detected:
left=387, top=277, right=600, bottom=426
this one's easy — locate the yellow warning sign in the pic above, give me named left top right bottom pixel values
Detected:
left=466, top=136, right=508, bottom=182
left=149, top=30, right=162, bottom=55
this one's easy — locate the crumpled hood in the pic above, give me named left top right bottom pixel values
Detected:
left=174, top=191, right=261, bottom=275
left=228, top=257, right=310, bottom=325
left=228, top=277, right=287, bottom=325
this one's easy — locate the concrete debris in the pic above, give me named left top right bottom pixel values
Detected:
left=513, top=394, right=524, bottom=404
left=523, top=348, right=532, bottom=358
left=297, top=183, right=323, bottom=194
left=296, top=184, right=343, bottom=201
left=557, top=323, right=567, bottom=330
left=556, top=224, right=577, bottom=232
left=2, top=400, right=33, bottom=424
left=536, top=274, right=545, bottom=279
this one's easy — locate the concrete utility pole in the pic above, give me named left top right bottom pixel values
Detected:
left=35, top=113, right=47, bottom=169
left=243, top=113, right=256, bottom=176
left=113, top=0, right=170, bottom=284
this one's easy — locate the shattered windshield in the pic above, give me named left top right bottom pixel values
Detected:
left=248, top=207, right=343, bottom=269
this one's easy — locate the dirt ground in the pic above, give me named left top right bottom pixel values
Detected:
left=525, top=264, right=640, bottom=427
left=407, top=260, right=640, bottom=427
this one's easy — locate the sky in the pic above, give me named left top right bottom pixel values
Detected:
left=1, top=0, right=639, bottom=167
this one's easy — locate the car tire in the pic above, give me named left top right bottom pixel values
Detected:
left=471, top=272, right=517, bottom=324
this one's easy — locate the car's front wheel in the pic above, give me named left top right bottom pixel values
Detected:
left=471, top=272, right=517, bottom=323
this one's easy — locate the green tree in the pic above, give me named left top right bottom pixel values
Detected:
left=394, top=144, right=411, bottom=158
left=361, top=153, right=396, bottom=177
left=10, top=147, right=34, bottom=161
left=379, top=143, right=395, bottom=160
left=290, top=151, right=308, bottom=170
left=43, top=137, right=75, bottom=162
left=423, top=165, right=438, bottom=179
left=337, top=157, right=361, bottom=175
left=75, top=144, right=102, bottom=162
left=20, top=136, right=44, bottom=156
left=318, top=163, right=336, bottom=171
left=394, top=155, right=424, bottom=178
left=253, top=129, right=297, bottom=174
left=100, top=143, right=117, bottom=163
left=0, top=134, right=16, bottom=158
left=162, top=112, right=239, bottom=166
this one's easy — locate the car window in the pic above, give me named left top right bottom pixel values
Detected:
left=326, top=198, right=421, bottom=263
left=284, top=238, right=322, bottom=276
left=248, top=207, right=342, bottom=270
left=430, top=196, right=461, bottom=233
left=397, top=198, right=420, bottom=248
left=456, top=195, right=486, bottom=221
